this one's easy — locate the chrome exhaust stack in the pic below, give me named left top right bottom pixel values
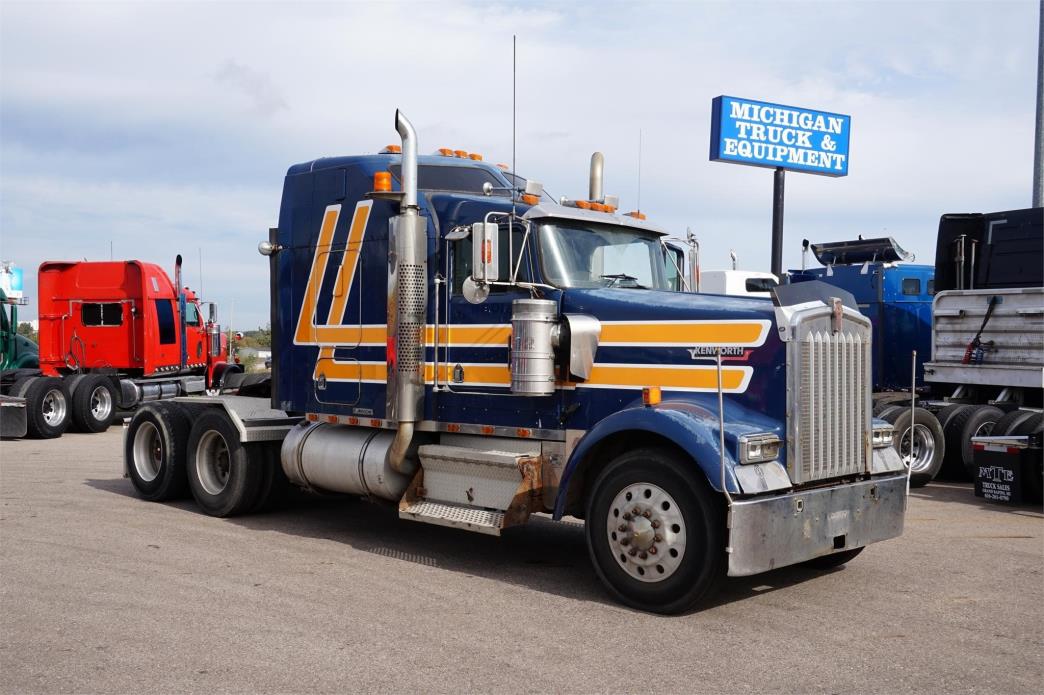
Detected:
left=386, top=110, right=425, bottom=475
left=589, top=151, right=604, bottom=202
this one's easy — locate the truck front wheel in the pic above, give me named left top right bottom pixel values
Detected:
left=585, top=447, right=725, bottom=615
left=71, top=374, right=118, bottom=433
left=186, top=410, right=262, bottom=517
left=125, top=403, right=191, bottom=501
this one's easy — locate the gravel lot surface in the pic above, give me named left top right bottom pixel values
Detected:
left=2, top=428, right=1042, bottom=693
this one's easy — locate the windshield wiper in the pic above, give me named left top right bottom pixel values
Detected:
left=600, top=273, right=646, bottom=289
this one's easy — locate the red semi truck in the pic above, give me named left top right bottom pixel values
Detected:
left=5, top=255, right=235, bottom=438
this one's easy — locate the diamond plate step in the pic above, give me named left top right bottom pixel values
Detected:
left=399, top=500, right=505, bottom=536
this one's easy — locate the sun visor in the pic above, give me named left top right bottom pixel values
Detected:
left=811, top=237, right=911, bottom=265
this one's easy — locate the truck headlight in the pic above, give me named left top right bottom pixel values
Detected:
left=738, top=434, right=782, bottom=464
left=872, top=424, right=894, bottom=448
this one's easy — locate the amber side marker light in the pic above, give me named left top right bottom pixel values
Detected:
left=374, top=171, right=392, bottom=192
left=380, top=144, right=402, bottom=154
left=642, top=386, right=661, bottom=406
left=520, top=193, right=539, bottom=205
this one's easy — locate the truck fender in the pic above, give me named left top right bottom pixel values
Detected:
left=553, top=402, right=741, bottom=520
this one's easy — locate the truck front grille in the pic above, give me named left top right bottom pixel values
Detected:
left=794, top=329, right=870, bottom=483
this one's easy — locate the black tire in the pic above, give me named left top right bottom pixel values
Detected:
left=882, top=407, right=945, bottom=487
left=14, top=376, right=70, bottom=439
left=70, top=374, right=118, bottom=433
left=186, top=409, right=263, bottom=517
left=1012, top=414, right=1043, bottom=504
left=125, top=403, right=192, bottom=501
left=873, top=401, right=896, bottom=417
left=585, top=447, right=725, bottom=614
left=949, top=405, right=1005, bottom=478
left=249, top=441, right=290, bottom=513
left=874, top=405, right=902, bottom=421
left=803, top=547, right=864, bottom=570
left=992, top=409, right=1035, bottom=437
left=939, top=404, right=974, bottom=479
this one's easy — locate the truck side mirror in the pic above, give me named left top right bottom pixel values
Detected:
left=470, top=222, right=499, bottom=283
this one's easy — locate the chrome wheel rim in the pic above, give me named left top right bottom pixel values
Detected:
left=606, top=482, right=686, bottom=583
left=41, top=388, right=67, bottom=427
left=973, top=421, right=997, bottom=438
left=900, top=423, right=936, bottom=473
left=90, top=385, right=113, bottom=421
left=133, top=421, right=163, bottom=482
left=196, top=430, right=231, bottom=495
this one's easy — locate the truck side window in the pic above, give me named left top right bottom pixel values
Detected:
left=154, top=299, right=177, bottom=345
left=81, top=302, right=124, bottom=326
left=902, top=278, right=921, bottom=296
left=184, top=302, right=201, bottom=326
left=452, top=224, right=531, bottom=293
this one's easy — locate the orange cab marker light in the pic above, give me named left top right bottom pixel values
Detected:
left=481, top=425, right=495, bottom=435
left=438, top=148, right=454, bottom=156
left=575, top=200, right=592, bottom=209
left=373, top=171, right=392, bottom=192
left=642, top=386, right=662, bottom=406
left=496, top=163, right=510, bottom=170
left=517, top=428, right=532, bottom=438
left=625, top=211, right=647, bottom=220
left=520, top=193, right=539, bottom=205
left=307, top=413, right=318, bottom=422
left=381, top=144, right=401, bottom=154
left=605, top=205, right=617, bottom=213
left=454, top=150, right=468, bottom=158
left=590, top=202, right=607, bottom=212
left=468, top=153, right=483, bottom=161
left=370, top=419, right=382, bottom=428
left=447, top=423, right=462, bottom=433
left=327, top=415, right=338, bottom=424
left=348, top=417, right=359, bottom=425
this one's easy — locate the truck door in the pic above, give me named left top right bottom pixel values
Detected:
left=183, top=302, right=206, bottom=369
left=434, top=223, right=561, bottom=430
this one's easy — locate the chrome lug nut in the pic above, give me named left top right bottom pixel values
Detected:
left=618, top=524, right=627, bottom=532
left=620, top=537, right=631, bottom=546
left=628, top=548, right=638, bottom=557
left=642, top=510, right=651, bottom=518
left=632, top=507, right=641, bottom=516
left=639, top=552, right=648, bottom=560
left=622, top=513, right=632, bottom=521
left=651, top=520, right=661, bottom=529
left=649, top=546, right=658, bottom=555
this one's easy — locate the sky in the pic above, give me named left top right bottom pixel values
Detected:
left=1, top=0, right=1040, bottom=329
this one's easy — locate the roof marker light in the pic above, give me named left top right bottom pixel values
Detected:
left=380, top=144, right=402, bottom=154
left=468, top=153, right=483, bottom=161
left=575, top=200, right=592, bottom=210
left=625, top=211, right=647, bottom=220
left=438, top=148, right=454, bottom=156
left=454, top=150, right=468, bottom=158
left=520, top=193, right=539, bottom=205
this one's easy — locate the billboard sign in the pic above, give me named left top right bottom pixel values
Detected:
left=0, top=263, right=24, bottom=300
left=710, top=96, right=851, bottom=177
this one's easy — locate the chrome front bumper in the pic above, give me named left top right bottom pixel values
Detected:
left=727, top=473, right=907, bottom=577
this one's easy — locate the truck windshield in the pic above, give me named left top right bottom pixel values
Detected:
left=538, top=221, right=668, bottom=289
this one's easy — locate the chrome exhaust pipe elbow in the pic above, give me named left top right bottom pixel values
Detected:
left=589, top=152, right=604, bottom=202
left=395, top=109, right=418, bottom=210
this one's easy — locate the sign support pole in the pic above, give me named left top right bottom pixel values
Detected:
left=771, top=167, right=785, bottom=278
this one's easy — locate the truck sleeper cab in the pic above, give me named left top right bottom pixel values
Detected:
left=125, top=111, right=907, bottom=613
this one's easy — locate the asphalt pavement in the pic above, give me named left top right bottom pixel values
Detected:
left=1, top=428, right=1041, bottom=694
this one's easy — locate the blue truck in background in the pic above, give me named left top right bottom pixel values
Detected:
left=788, top=238, right=945, bottom=487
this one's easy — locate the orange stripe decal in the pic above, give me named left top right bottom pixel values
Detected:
left=599, top=321, right=769, bottom=346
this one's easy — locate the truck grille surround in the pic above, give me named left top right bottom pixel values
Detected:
left=787, top=308, right=872, bottom=484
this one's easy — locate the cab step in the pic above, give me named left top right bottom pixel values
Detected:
left=399, top=500, right=505, bottom=536
left=397, top=444, right=545, bottom=535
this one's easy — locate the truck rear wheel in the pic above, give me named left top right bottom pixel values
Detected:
left=938, top=404, right=974, bottom=479
left=950, top=405, right=1005, bottom=478
left=1012, top=414, right=1043, bottom=503
left=249, top=441, right=290, bottom=513
left=125, top=403, right=191, bottom=501
left=186, top=410, right=262, bottom=517
left=13, top=376, right=70, bottom=439
left=585, top=447, right=725, bottom=615
left=71, top=374, right=118, bottom=433
left=882, top=407, right=945, bottom=487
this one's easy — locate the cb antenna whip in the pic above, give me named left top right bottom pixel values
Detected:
left=637, top=129, right=643, bottom=215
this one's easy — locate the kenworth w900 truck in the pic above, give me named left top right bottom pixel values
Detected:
left=123, top=111, right=907, bottom=613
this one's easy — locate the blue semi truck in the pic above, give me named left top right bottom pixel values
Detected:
left=121, top=110, right=907, bottom=613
